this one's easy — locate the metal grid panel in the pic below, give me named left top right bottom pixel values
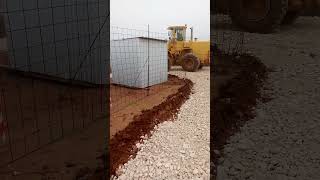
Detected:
left=0, top=0, right=109, bottom=175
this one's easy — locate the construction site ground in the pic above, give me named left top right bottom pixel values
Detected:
left=110, top=75, right=186, bottom=138
left=110, top=73, right=193, bottom=176
left=112, top=67, right=210, bottom=179
left=213, top=16, right=320, bottom=180
left=0, top=119, right=106, bottom=180
left=0, top=68, right=107, bottom=180
left=0, top=71, right=191, bottom=179
left=212, top=52, right=270, bottom=178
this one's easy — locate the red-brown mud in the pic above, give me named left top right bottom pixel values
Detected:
left=110, top=75, right=185, bottom=138
left=212, top=51, right=272, bottom=179
left=110, top=75, right=193, bottom=176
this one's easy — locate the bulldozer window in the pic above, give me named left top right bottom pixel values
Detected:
left=176, top=29, right=185, bottom=41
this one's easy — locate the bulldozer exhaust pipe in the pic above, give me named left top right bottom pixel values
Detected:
left=190, top=27, right=193, bottom=41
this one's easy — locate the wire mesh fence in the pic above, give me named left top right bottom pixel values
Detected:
left=111, top=26, right=174, bottom=114
left=0, top=0, right=109, bottom=178
left=110, top=25, right=210, bottom=115
left=109, top=25, right=202, bottom=176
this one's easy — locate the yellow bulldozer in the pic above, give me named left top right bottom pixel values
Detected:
left=212, top=0, right=320, bottom=33
left=167, top=25, right=210, bottom=72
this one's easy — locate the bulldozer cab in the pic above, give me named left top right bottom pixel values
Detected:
left=168, top=25, right=187, bottom=42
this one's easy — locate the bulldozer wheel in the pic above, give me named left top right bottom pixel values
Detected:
left=230, top=0, right=288, bottom=33
left=181, top=53, right=200, bottom=72
left=281, top=11, right=300, bottom=25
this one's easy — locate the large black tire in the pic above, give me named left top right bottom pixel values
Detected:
left=281, top=11, right=300, bottom=25
left=229, top=0, right=288, bottom=33
left=181, top=53, right=200, bottom=72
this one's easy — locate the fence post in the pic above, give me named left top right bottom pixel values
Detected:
left=147, top=24, right=150, bottom=96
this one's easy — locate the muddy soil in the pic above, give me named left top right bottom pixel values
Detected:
left=212, top=52, right=270, bottom=178
left=0, top=67, right=107, bottom=180
left=110, top=75, right=193, bottom=176
left=110, top=75, right=185, bottom=138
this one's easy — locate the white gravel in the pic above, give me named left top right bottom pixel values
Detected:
left=213, top=16, right=320, bottom=180
left=112, top=67, right=210, bottom=180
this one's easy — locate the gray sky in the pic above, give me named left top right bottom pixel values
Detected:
left=111, top=0, right=210, bottom=40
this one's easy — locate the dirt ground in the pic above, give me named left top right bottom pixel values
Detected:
left=212, top=52, right=270, bottom=179
left=0, top=69, right=191, bottom=179
left=110, top=75, right=193, bottom=176
left=0, top=120, right=107, bottom=180
left=0, top=68, right=107, bottom=180
left=110, top=75, right=186, bottom=138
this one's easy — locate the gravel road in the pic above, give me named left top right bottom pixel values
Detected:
left=112, top=67, right=210, bottom=180
left=215, top=17, right=320, bottom=180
